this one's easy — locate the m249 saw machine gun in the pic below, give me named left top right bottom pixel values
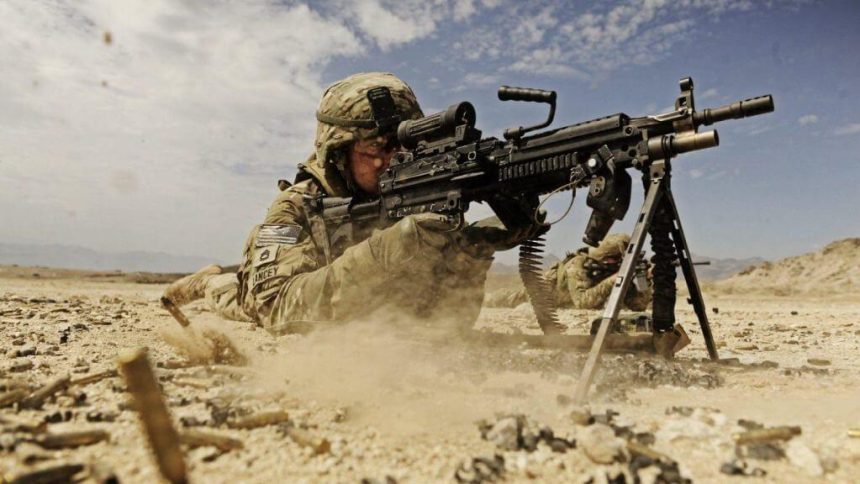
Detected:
left=308, top=77, right=774, bottom=401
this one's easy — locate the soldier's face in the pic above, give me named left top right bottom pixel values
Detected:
left=348, top=136, right=398, bottom=194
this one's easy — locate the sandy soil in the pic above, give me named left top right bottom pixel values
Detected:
left=1, top=269, right=859, bottom=483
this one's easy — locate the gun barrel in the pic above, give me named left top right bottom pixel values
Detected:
left=648, top=130, right=719, bottom=159
left=694, top=95, right=774, bottom=126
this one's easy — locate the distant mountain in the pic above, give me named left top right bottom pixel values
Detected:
left=714, top=238, right=860, bottom=296
left=489, top=252, right=562, bottom=274
left=0, top=243, right=226, bottom=273
left=489, top=251, right=765, bottom=281
left=687, top=254, right=766, bottom=282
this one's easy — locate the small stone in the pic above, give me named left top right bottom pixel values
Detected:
left=454, top=454, right=505, bottom=483
left=720, top=458, right=766, bottom=477
left=579, top=423, right=624, bottom=464
left=486, top=417, right=519, bottom=451
left=568, top=407, right=593, bottom=426
left=786, top=441, right=823, bottom=477
left=86, top=410, right=118, bottom=422
left=44, top=411, right=74, bottom=423
left=737, top=442, right=786, bottom=461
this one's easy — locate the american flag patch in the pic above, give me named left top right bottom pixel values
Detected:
left=255, top=224, right=301, bottom=247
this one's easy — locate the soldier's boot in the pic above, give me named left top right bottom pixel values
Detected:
left=652, top=324, right=691, bottom=359
left=161, top=264, right=223, bottom=308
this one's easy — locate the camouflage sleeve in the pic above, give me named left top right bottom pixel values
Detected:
left=543, top=261, right=574, bottom=307
left=567, top=257, right=615, bottom=310
left=238, top=181, right=323, bottom=324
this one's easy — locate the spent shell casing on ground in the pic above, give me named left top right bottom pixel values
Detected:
left=285, top=427, right=331, bottom=455
left=0, top=389, right=29, bottom=408
left=21, top=374, right=71, bottom=409
left=180, top=429, right=244, bottom=452
left=34, top=429, right=109, bottom=449
left=117, top=347, right=187, bottom=484
left=226, top=409, right=290, bottom=430
left=733, top=426, right=802, bottom=445
left=6, top=463, right=85, bottom=484
left=626, top=442, right=674, bottom=463
left=161, top=297, right=192, bottom=327
left=71, top=369, right=118, bottom=387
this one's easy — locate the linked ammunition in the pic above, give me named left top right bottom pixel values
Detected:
left=117, top=347, right=187, bottom=484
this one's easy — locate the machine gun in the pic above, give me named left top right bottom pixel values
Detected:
left=308, top=77, right=774, bottom=400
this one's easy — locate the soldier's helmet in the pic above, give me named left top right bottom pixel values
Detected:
left=312, top=72, right=423, bottom=175
left=588, top=233, right=630, bottom=261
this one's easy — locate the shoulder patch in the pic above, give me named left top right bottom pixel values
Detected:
left=256, top=224, right=301, bottom=247
left=252, top=245, right=280, bottom=268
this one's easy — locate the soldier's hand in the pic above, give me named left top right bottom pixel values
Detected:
left=459, top=215, right=548, bottom=254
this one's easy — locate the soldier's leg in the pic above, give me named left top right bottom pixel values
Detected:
left=203, top=273, right=250, bottom=322
left=162, top=264, right=223, bottom=307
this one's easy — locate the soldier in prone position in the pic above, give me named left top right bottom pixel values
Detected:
left=484, top=234, right=652, bottom=311
left=162, top=72, right=539, bottom=333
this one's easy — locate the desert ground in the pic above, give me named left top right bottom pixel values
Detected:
left=1, top=257, right=859, bottom=483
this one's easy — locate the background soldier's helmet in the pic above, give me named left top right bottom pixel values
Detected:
left=307, top=72, right=423, bottom=194
left=588, top=233, right=630, bottom=261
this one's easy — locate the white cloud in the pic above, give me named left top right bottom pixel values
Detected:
left=834, top=123, right=860, bottom=136
left=0, top=0, right=365, bottom=258
left=448, top=0, right=793, bottom=80
left=450, top=72, right=501, bottom=92
left=700, top=88, right=719, bottom=99
left=453, top=0, right=478, bottom=21
left=797, top=114, right=818, bottom=126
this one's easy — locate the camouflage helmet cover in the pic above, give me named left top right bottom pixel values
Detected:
left=588, top=233, right=630, bottom=260
left=304, top=72, right=423, bottom=195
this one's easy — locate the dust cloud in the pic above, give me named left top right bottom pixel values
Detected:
left=247, top=310, right=577, bottom=436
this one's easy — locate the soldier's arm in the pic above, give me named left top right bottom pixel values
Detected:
left=238, top=182, right=323, bottom=323
left=570, top=276, right=616, bottom=310
left=566, top=257, right=615, bottom=310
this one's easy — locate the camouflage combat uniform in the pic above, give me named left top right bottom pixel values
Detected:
left=484, top=234, right=652, bottom=311
left=174, top=73, right=493, bottom=333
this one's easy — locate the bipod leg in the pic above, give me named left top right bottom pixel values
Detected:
left=663, top=190, right=719, bottom=360
left=573, top=173, right=667, bottom=404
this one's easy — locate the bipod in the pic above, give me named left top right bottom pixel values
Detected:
left=572, top=159, right=719, bottom=403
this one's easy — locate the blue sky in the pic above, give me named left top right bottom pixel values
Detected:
left=1, top=0, right=858, bottom=265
